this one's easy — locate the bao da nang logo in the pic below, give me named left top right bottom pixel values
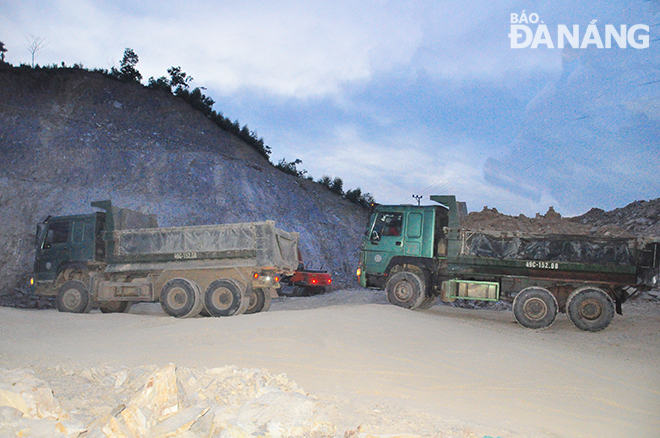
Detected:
left=509, top=11, right=650, bottom=49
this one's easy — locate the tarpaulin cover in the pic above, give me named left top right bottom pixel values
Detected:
left=111, top=221, right=299, bottom=270
left=462, top=232, right=636, bottom=265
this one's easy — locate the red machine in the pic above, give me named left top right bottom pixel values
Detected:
left=279, top=257, right=332, bottom=297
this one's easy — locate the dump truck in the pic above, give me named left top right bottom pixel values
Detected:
left=357, top=195, right=660, bottom=331
left=31, top=201, right=300, bottom=318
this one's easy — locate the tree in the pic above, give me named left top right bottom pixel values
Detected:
left=25, top=35, right=47, bottom=67
left=317, top=175, right=332, bottom=188
left=0, top=41, right=7, bottom=62
left=344, top=188, right=363, bottom=204
left=329, top=177, right=344, bottom=195
left=167, top=66, right=192, bottom=91
left=111, top=48, right=142, bottom=82
left=147, top=76, right=171, bottom=92
left=275, top=158, right=307, bottom=178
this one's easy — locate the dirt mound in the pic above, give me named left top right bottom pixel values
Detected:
left=462, top=206, right=636, bottom=237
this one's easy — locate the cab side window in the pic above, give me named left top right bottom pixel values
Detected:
left=44, top=222, right=70, bottom=248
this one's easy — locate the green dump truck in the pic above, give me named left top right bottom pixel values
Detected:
left=31, top=201, right=300, bottom=318
left=357, top=195, right=660, bottom=331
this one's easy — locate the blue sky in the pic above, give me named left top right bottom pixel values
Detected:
left=2, top=0, right=658, bottom=216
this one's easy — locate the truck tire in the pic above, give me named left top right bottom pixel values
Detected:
left=513, top=287, right=558, bottom=330
left=566, top=287, right=614, bottom=332
left=418, top=294, right=438, bottom=310
left=204, top=279, right=245, bottom=317
left=57, top=281, right=93, bottom=313
left=245, top=288, right=272, bottom=314
left=386, top=271, right=426, bottom=310
left=160, top=278, right=203, bottom=318
left=100, top=301, right=132, bottom=313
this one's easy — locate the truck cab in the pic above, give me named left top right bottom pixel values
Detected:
left=32, top=212, right=106, bottom=293
left=357, top=195, right=465, bottom=289
left=358, top=205, right=443, bottom=288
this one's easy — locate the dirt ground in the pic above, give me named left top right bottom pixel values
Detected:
left=1, top=288, right=659, bottom=438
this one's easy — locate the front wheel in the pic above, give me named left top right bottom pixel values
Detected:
left=57, top=281, right=93, bottom=313
left=386, top=271, right=426, bottom=310
left=566, top=287, right=614, bottom=332
left=512, top=287, right=558, bottom=330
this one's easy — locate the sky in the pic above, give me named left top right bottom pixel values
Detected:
left=1, top=0, right=659, bottom=216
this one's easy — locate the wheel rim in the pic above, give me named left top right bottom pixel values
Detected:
left=523, top=297, right=548, bottom=320
left=211, top=287, right=233, bottom=311
left=62, top=288, right=82, bottom=309
left=394, top=281, right=413, bottom=302
left=168, top=287, right=189, bottom=311
left=578, top=298, right=603, bottom=320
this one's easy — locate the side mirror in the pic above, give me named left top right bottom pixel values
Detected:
left=370, top=230, right=381, bottom=241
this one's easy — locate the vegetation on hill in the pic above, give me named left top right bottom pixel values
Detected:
left=0, top=43, right=374, bottom=207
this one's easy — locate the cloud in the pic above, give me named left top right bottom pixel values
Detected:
left=2, top=0, right=559, bottom=98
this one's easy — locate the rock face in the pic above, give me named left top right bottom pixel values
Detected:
left=0, top=66, right=368, bottom=303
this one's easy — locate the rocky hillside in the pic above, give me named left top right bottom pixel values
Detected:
left=0, top=66, right=369, bottom=300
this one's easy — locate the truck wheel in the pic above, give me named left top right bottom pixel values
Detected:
left=418, top=294, right=438, bottom=310
left=566, top=287, right=614, bottom=332
left=100, top=301, right=132, bottom=313
left=204, top=279, right=245, bottom=317
left=513, top=287, right=558, bottom=330
left=386, top=271, right=426, bottom=310
left=57, top=281, right=93, bottom=313
left=245, top=288, right=272, bottom=314
left=160, top=278, right=203, bottom=318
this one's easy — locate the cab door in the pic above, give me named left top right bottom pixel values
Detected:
left=403, top=211, right=423, bottom=257
left=35, top=220, right=72, bottom=281
left=363, top=211, right=404, bottom=274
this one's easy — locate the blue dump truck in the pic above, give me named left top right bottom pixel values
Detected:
left=357, top=195, right=660, bottom=331
left=31, top=201, right=299, bottom=317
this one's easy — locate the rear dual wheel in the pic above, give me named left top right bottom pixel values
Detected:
left=204, top=279, right=249, bottom=317
left=245, top=288, right=272, bottom=314
left=513, top=287, right=558, bottom=330
left=566, top=287, right=614, bottom=332
left=160, top=278, right=204, bottom=318
left=99, top=301, right=132, bottom=314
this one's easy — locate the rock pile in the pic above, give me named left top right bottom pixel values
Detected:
left=0, top=288, right=55, bottom=310
left=0, top=364, right=336, bottom=438
left=572, top=198, right=660, bottom=237
left=462, top=206, right=639, bottom=237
